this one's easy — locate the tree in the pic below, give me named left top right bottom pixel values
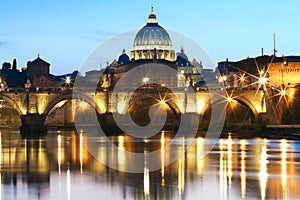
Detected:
left=12, top=59, right=17, bottom=70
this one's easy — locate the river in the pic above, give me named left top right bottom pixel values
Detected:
left=0, top=130, right=299, bottom=200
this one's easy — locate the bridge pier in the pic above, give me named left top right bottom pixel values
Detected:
left=20, top=114, right=47, bottom=138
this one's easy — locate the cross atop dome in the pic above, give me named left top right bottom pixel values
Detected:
left=147, top=6, right=158, bottom=24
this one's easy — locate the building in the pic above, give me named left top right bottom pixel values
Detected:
left=217, top=58, right=235, bottom=74
left=1, top=59, right=27, bottom=88
left=268, top=56, right=300, bottom=86
left=108, top=7, right=204, bottom=90
left=221, top=55, right=300, bottom=88
left=27, top=55, right=56, bottom=88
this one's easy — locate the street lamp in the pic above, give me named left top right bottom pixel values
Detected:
left=281, top=61, right=288, bottom=86
left=66, top=77, right=71, bottom=85
left=259, top=77, right=267, bottom=85
left=226, top=96, right=233, bottom=103
left=280, top=89, right=287, bottom=96
left=142, top=77, right=150, bottom=85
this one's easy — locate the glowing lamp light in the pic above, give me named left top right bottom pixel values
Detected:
left=280, top=89, right=287, bottom=96
left=222, top=76, right=227, bottom=82
left=240, top=76, right=245, bottom=82
left=259, top=77, right=267, bottom=84
left=160, top=99, right=166, bottom=106
left=142, top=77, right=150, bottom=84
left=66, top=77, right=71, bottom=84
left=226, top=97, right=233, bottom=103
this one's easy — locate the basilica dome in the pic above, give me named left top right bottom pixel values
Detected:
left=130, top=7, right=175, bottom=61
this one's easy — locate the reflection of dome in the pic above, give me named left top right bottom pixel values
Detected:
left=130, top=7, right=175, bottom=61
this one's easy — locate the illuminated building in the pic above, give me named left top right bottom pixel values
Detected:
left=27, top=55, right=56, bottom=88
left=110, top=7, right=203, bottom=89
left=267, top=56, right=300, bottom=86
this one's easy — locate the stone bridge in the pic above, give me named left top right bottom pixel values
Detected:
left=0, top=86, right=270, bottom=136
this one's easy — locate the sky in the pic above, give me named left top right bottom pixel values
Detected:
left=0, top=0, right=300, bottom=75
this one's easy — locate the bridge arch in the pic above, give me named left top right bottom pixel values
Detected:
left=127, top=90, right=182, bottom=127
left=0, top=94, right=23, bottom=115
left=234, top=96, right=259, bottom=120
left=200, top=95, right=258, bottom=123
left=44, top=93, right=97, bottom=117
left=0, top=94, right=23, bottom=128
left=43, top=93, right=100, bottom=127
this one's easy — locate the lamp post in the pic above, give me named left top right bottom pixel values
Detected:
left=281, top=61, right=287, bottom=87
left=64, top=76, right=72, bottom=92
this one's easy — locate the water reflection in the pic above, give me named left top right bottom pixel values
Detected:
left=79, top=133, right=83, bottom=174
left=57, top=134, right=62, bottom=174
left=0, top=133, right=2, bottom=200
left=240, top=139, right=247, bottom=199
left=219, top=141, right=227, bottom=199
left=143, top=150, right=150, bottom=200
left=161, top=131, right=165, bottom=186
left=0, top=131, right=299, bottom=199
left=281, top=139, right=288, bottom=200
left=227, top=134, right=233, bottom=188
left=118, top=135, right=126, bottom=172
left=178, top=137, right=185, bottom=197
left=67, top=167, right=71, bottom=200
left=259, top=139, right=268, bottom=200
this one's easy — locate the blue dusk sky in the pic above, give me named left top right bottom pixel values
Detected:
left=0, top=0, right=299, bottom=75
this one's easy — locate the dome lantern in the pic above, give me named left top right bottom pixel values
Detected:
left=147, top=7, right=158, bottom=24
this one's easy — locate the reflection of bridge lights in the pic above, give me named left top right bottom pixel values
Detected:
left=67, top=167, right=71, bottom=200
left=57, top=135, right=62, bottom=175
left=227, top=134, right=233, bottom=188
left=240, top=140, right=247, bottom=198
left=259, top=140, right=269, bottom=200
left=142, top=77, right=149, bottom=84
left=80, top=133, right=83, bottom=174
left=161, top=131, right=165, bottom=180
left=280, top=139, right=288, bottom=199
